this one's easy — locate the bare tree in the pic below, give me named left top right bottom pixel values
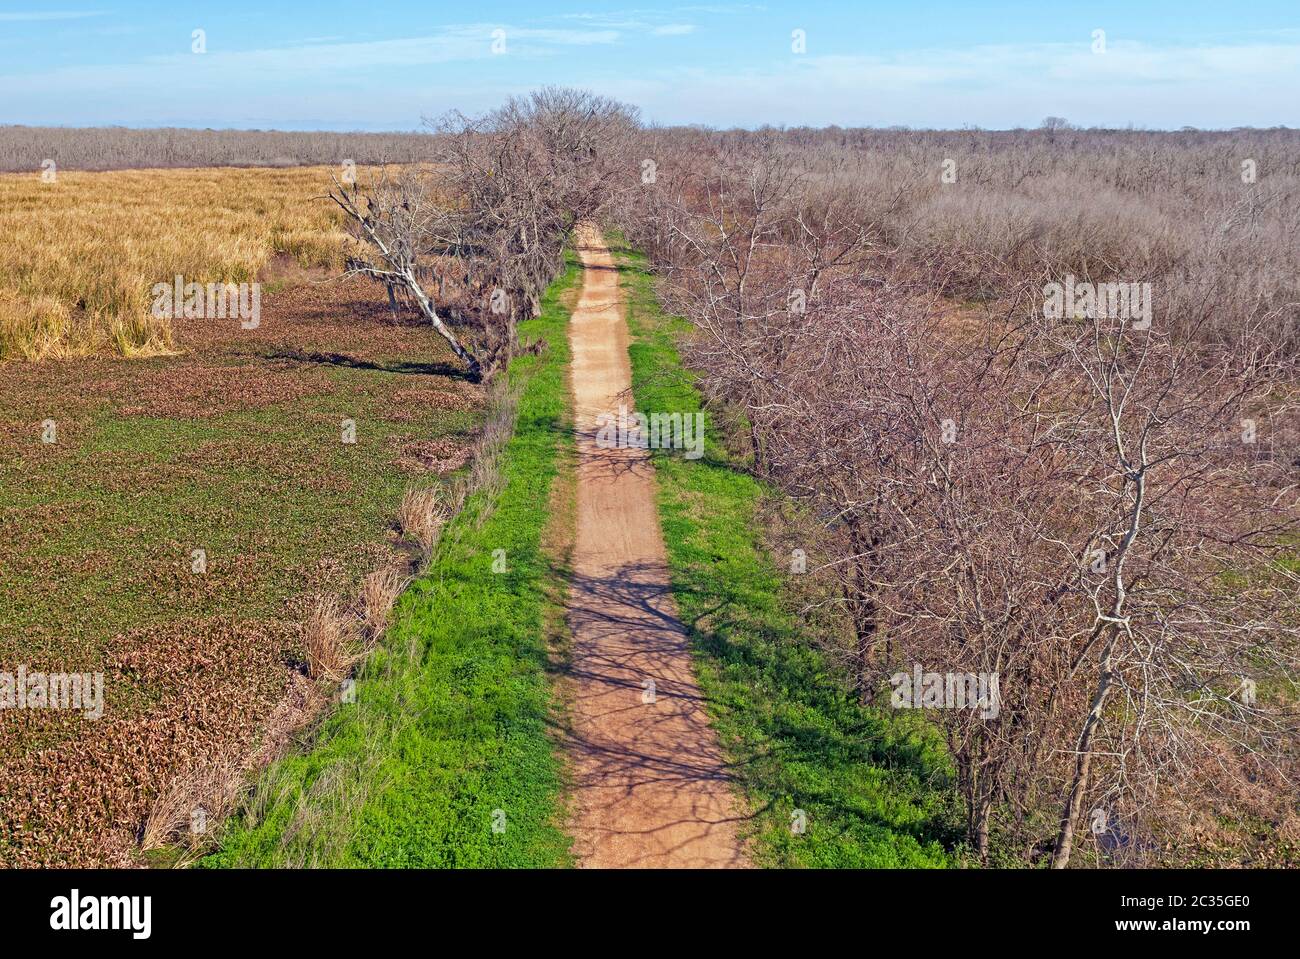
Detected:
left=1046, top=312, right=1299, bottom=867
left=327, top=167, right=482, bottom=379
left=329, top=88, right=640, bottom=380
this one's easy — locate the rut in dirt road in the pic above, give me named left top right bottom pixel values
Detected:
left=563, top=227, right=749, bottom=868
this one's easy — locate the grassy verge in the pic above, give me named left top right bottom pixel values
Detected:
left=203, top=261, right=581, bottom=868
left=612, top=240, right=961, bottom=868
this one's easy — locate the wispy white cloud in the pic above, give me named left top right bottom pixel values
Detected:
left=0, top=22, right=619, bottom=87
left=509, top=27, right=621, bottom=48
left=555, top=7, right=715, bottom=34
left=2, top=23, right=1295, bottom=131
left=0, top=10, right=104, bottom=21
left=585, top=37, right=1300, bottom=129
left=0, top=21, right=625, bottom=128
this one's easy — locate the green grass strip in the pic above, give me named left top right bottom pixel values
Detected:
left=613, top=240, right=960, bottom=868
left=204, top=261, right=580, bottom=868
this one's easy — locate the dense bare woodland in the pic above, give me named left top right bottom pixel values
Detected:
left=0, top=125, right=437, bottom=172
left=616, top=123, right=1300, bottom=866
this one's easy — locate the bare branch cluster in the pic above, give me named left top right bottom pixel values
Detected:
left=623, top=130, right=1300, bottom=867
left=329, top=88, right=640, bottom=380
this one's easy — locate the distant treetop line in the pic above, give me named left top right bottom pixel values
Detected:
left=0, top=127, right=440, bottom=173
left=1, top=121, right=1295, bottom=173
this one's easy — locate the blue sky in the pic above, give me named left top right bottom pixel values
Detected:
left=1, top=1, right=1296, bottom=130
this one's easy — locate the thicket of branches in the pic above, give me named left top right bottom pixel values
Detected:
left=330, top=88, right=638, bottom=380
left=621, top=128, right=1300, bottom=867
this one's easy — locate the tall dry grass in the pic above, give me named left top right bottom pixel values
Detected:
left=0, top=165, right=348, bottom=360
left=304, top=595, right=362, bottom=685
left=397, top=486, right=453, bottom=563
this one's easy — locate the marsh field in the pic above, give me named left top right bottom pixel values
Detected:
left=1, top=113, right=1297, bottom=870
left=0, top=160, right=483, bottom=865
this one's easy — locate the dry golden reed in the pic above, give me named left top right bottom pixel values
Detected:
left=304, top=595, right=361, bottom=684
left=0, top=165, right=348, bottom=360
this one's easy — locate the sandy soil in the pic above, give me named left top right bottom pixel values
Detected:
left=563, top=227, right=748, bottom=868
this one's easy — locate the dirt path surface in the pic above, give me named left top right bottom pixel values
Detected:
left=563, top=227, right=748, bottom=868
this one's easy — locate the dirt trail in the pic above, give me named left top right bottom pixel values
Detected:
left=563, top=227, right=748, bottom=868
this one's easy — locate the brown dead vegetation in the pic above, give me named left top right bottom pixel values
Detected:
left=0, top=238, right=484, bottom=866
left=393, top=438, right=472, bottom=474
left=622, top=126, right=1300, bottom=868
left=396, top=487, right=453, bottom=561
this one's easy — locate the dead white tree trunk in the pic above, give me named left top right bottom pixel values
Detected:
left=327, top=176, right=482, bottom=380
